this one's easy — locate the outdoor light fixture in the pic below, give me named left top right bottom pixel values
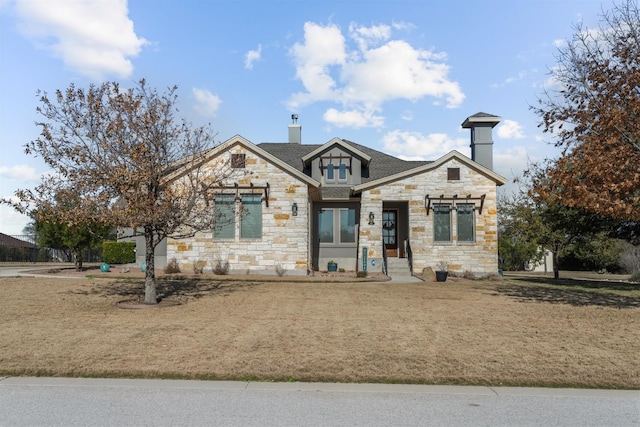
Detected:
left=368, top=211, right=375, bottom=225
left=292, top=202, right=298, bottom=216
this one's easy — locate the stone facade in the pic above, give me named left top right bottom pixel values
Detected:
left=357, top=158, right=499, bottom=276
left=167, top=142, right=310, bottom=275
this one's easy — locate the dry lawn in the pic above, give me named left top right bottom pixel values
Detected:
left=0, top=273, right=638, bottom=389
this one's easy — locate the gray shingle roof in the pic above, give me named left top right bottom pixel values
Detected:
left=258, top=140, right=430, bottom=184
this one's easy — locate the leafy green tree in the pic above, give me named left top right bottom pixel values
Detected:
left=498, top=192, right=543, bottom=271
left=30, top=190, right=112, bottom=270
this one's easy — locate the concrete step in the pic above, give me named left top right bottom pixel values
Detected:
left=385, top=258, right=412, bottom=276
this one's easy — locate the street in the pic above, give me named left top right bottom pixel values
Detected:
left=1, top=377, right=638, bottom=426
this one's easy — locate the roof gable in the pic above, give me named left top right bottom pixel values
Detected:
left=352, top=150, right=507, bottom=192
left=301, top=138, right=372, bottom=166
left=171, top=135, right=320, bottom=188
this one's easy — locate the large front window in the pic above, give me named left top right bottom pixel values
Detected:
left=434, top=204, right=451, bottom=242
left=457, top=204, right=475, bottom=242
left=339, top=208, right=356, bottom=243
left=318, top=209, right=334, bottom=243
left=240, top=194, right=262, bottom=239
left=214, top=194, right=235, bottom=239
left=213, top=193, right=263, bottom=240
left=318, top=207, right=357, bottom=244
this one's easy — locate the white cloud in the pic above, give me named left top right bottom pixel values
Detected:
left=13, top=0, right=147, bottom=80
left=0, top=204, right=31, bottom=235
left=192, top=88, right=221, bottom=117
left=244, top=44, right=262, bottom=70
left=288, top=21, right=464, bottom=128
left=492, top=71, right=527, bottom=87
left=0, top=164, right=40, bottom=181
left=323, top=108, right=384, bottom=128
left=497, top=119, right=525, bottom=139
left=382, top=130, right=468, bottom=159
left=494, top=146, right=533, bottom=193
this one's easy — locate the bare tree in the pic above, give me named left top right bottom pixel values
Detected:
left=6, top=80, right=237, bottom=303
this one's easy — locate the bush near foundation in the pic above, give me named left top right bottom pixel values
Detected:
left=102, top=241, right=136, bottom=264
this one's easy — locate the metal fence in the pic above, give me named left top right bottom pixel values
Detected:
left=0, top=234, right=101, bottom=263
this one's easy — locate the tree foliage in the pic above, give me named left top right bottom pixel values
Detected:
left=531, top=0, right=640, bottom=220
left=6, top=80, right=236, bottom=303
left=31, top=193, right=112, bottom=271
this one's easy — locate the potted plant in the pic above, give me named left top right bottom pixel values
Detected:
left=435, top=261, right=448, bottom=282
left=327, top=260, right=338, bottom=272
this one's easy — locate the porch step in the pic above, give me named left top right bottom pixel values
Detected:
left=385, top=257, right=412, bottom=277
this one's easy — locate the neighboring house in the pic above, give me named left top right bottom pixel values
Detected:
left=0, top=233, right=39, bottom=262
left=131, top=112, right=507, bottom=277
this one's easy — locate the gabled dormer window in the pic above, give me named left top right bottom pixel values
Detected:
left=321, top=153, right=352, bottom=183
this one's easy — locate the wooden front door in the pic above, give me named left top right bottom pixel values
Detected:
left=382, top=209, right=398, bottom=258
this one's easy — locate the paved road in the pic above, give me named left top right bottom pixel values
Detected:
left=0, top=377, right=638, bottom=426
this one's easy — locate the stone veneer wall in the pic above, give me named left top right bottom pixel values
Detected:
left=167, top=143, right=310, bottom=275
left=358, top=158, right=500, bottom=276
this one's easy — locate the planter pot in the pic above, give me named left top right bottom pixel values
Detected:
left=435, top=271, right=448, bottom=282
left=327, top=262, right=338, bottom=272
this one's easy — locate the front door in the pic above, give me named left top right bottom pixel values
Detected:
left=382, top=209, right=398, bottom=258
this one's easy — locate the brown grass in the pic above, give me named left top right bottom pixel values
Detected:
left=0, top=273, right=638, bottom=389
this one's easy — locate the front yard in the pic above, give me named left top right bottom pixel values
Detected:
left=0, top=273, right=638, bottom=388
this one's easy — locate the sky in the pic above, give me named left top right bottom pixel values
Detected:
left=0, top=0, right=619, bottom=235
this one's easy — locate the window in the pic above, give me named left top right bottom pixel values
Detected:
left=339, top=208, right=356, bottom=243
left=338, top=163, right=347, bottom=181
left=318, top=207, right=357, bottom=244
left=447, top=168, right=460, bottom=180
left=326, top=164, right=335, bottom=181
left=318, top=209, right=334, bottom=243
left=231, top=153, right=246, bottom=168
left=433, top=204, right=451, bottom=242
left=457, top=204, right=475, bottom=242
left=214, top=194, right=235, bottom=238
left=240, top=194, right=262, bottom=238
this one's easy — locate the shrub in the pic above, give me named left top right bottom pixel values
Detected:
left=213, top=259, right=230, bottom=275
left=193, top=260, right=206, bottom=274
left=102, top=241, right=136, bottom=264
left=630, top=270, right=640, bottom=284
left=463, top=270, right=476, bottom=280
left=356, top=271, right=368, bottom=278
left=275, top=264, right=286, bottom=277
left=164, top=258, right=181, bottom=274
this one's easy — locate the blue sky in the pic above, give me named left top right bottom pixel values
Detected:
left=0, top=0, right=617, bottom=235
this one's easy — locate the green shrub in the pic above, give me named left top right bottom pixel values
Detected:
left=102, top=241, right=136, bottom=264
left=630, top=270, right=640, bottom=284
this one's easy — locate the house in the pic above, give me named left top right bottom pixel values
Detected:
left=159, top=112, right=506, bottom=278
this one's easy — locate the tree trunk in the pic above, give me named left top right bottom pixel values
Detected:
left=72, top=247, right=83, bottom=271
left=552, top=250, right=560, bottom=280
left=143, top=229, right=157, bottom=304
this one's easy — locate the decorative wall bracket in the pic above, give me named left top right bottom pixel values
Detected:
left=215, top=182, right=270, bottom=206
left=424, top=194, right=485, bottom=215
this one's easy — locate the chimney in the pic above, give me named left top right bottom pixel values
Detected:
left=461, top=112, right=501, bottom=170
left=288, top=114, right=301, bottom=144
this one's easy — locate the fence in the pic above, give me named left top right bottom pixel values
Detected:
left=0, top=234, right=101, bottom=263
